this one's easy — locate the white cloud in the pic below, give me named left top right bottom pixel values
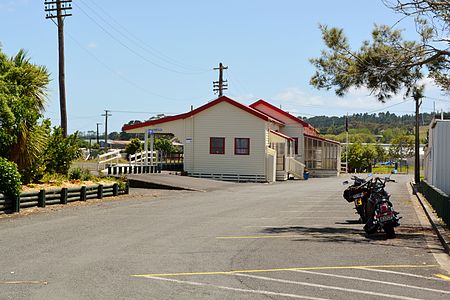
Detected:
left=270, top=86, right=414, bottom=116
left=0, top=0, right=29, bottom=12
left=87, top=42, right=97, bottom=49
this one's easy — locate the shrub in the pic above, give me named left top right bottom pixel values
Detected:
left=69, top=168, right=92, bottom=181
left=125, top=138, right=142, bottom=156
left=44, top=127, right=82, bottom=175
left=0, top=157, right=22, bottom=198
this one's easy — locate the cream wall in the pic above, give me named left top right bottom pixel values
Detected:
left=187, top=101, right=267, bottom=176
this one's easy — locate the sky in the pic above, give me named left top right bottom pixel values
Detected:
left=0, top=0, right=448, bottom=134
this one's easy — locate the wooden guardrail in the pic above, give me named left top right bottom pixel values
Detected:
left=420, top=180, right=450, bottom=229
left=0, top=182, right=129, bottom=215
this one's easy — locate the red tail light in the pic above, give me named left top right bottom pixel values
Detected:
left=380, top=203, right=389, bottom=213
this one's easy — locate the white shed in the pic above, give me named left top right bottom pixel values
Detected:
left=424, top=118, right=450, bottom=195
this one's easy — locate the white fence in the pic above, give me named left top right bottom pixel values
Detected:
left=129, top=151, right=158, bottom=166
left=287, top=157, right=305, bottom=179
left=97, top=149, right=121, bottom=172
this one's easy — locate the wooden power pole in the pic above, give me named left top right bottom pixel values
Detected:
left=96, top=122, right=102, bottom=145
left=213, top=63, right=228, bottom=96
left=102, top=110, right=112, bottom=148
left=45, top=0, right=72, bottom=137
left=413, top=86, right=423, bottom=185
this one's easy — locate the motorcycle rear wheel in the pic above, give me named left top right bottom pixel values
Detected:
left=384, top=225, right=396, bottom=239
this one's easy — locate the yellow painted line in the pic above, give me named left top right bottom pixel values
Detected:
left=216, top=234, right=356, bottom=239
left=132, top=264, right=439, bottom=278
left=0, top=280, right=47, bottom=285
left=435, top=274, right=450, bottom=281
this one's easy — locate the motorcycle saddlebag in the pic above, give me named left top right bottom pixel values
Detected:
left=343, top=187, right=359, bottom=203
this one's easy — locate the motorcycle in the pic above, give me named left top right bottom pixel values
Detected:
left=343, top=174, right=401, bottom=238
left=342, top=174, right=372, bottom=223
left=363, top=176, right=401, bottom=239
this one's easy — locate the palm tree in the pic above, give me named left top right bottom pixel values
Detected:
left=0, top=48, right=50, bottom=182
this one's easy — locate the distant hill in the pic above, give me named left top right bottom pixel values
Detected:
left=301, top=112, right=448, bottom=144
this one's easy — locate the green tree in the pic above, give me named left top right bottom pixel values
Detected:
left=0, top=48, right=50, bottom=182
left=125, top=138, right=142, bottom=156
left=347, top=143, right=377, bottom=172
left=310, top=1, right=449, bottom=98
left=153, top=138, right=175, bottom=154
left=374, top=143, right=387, bottom=163
left=389, top=135, right=415, bottom=159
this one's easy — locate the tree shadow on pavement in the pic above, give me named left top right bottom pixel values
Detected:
left=260, top=224, right=441, bottom=252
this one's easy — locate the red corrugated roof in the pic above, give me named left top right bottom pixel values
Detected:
left=304, top=133, right=341, bottom=145
left=122, top=96, right=284, bottom=132
left=269, top=130, right=294, bottom=140
left=250, top=100, right=309, bottom=127
left=250, top=99, right=320, bottom=137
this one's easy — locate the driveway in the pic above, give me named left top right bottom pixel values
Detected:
left=1, top=175, right=449, bottom=299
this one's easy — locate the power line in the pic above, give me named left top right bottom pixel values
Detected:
left=74, top=2, right=209, bottom=76
left=65, top=31, right=210, bottom=102
left=44, top=0, right=72, bottom=137
left=77, top=0, right=211, bottom=73
left=365, top=99, right=413, bottom=114
left=424, top=96, right=450, bottom=103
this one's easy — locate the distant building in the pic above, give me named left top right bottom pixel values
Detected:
left=122, top=96, right=340, bottom=182
left=424, top=117, right=450, bottom=195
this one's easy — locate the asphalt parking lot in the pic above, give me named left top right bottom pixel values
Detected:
left=1, top=175, right=449, bottom=299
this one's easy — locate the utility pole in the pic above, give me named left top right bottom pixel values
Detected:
left=96, top=122, right=102, bottom=145
left=213, top=63, right=228, bottom=97
left=413, top=86, right=423, bottom=185
left=101, top=110, right=112, bottom=149
left=345, top=113, right=349, bottom=173
left=45, top=0, right=72, bottom=137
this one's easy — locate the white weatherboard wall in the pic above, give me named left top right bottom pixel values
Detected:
left=428, top=120, right=450, bottom=195
left=252, top=103, right=305, bottom=162
left=187, top=101, right=267, bottom=178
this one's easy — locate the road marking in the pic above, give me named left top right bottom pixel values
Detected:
left=216, top=234, right=356, bottom=239
left=140, top=276, right=331, bottom=300
left=0, top=280, right=48, bottom=285
left=244, top=224, right=355, bottom=228
left=280, top=211, right=350, bottom=213
left=131, top=264, right=438, bottom=278
left=292, top=269, right=450, bottom=294
left=360, top=267, right=447, bottom=281
left=234, top=273, right=424, bottom=300
left=435, top=274, right=450, bottom=281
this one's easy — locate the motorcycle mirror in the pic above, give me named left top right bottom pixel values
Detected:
left=342, top=181, right=349, bottom=185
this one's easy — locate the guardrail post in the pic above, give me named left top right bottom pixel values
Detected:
left=113, top=183, right=119, bottom=196
left=97, top=184, right=103, bottom=199
left=81, top=186, right=87, bottom=201
left=11, top=195, right=20, bottom=213
left=60, top=188, right=68, bottom=205
left=38, top=190, right=46, bottom=208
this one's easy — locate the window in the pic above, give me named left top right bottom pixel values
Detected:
left=235, top=138, right=250, bottom=155
left=210, top=137, right=225, bottom=154
left=293, top=137, right=299, bottom=155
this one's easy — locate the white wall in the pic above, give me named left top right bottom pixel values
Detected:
left=429, top=120, right=450, bottom=195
